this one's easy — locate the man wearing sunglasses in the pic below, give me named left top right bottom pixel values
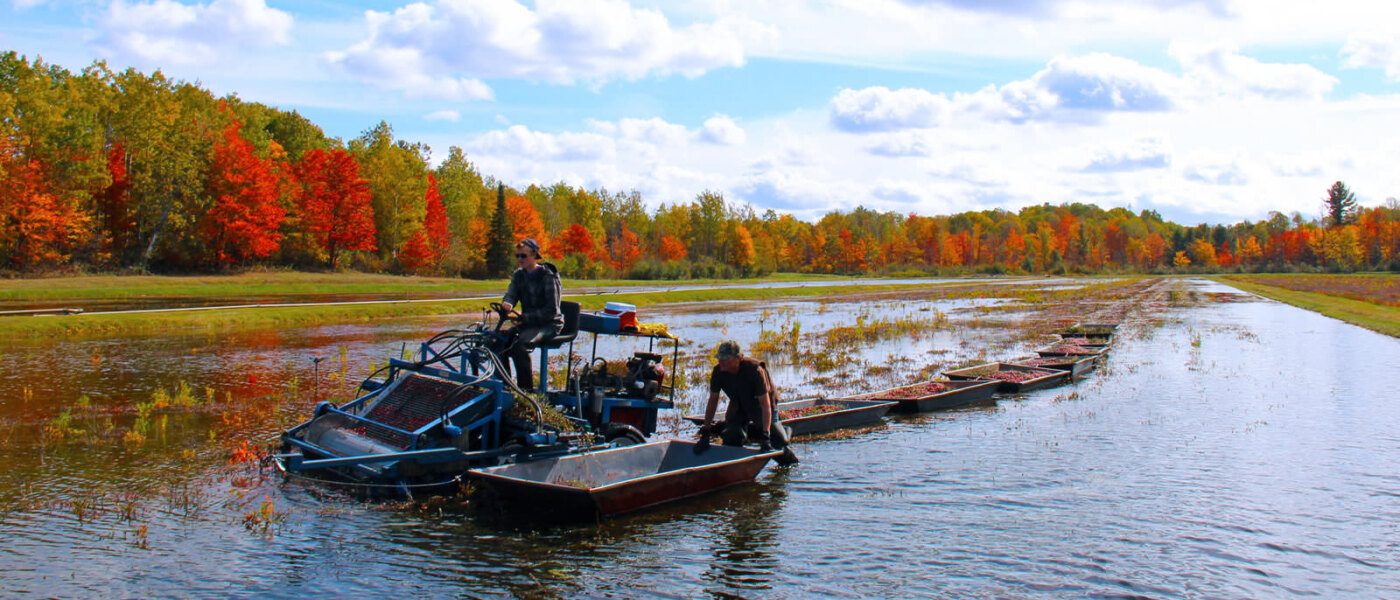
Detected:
left=499, top=238, right=563, bottom=391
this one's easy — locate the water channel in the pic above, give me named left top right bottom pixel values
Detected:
left=2, top=278, right=1397, bottom=598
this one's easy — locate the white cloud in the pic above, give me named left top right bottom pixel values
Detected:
left=439, top=87, right=1400, bottom=226
left=678, top=0, right=1400, bottom=69
left=1077, top=137, right=1172, bottom=173
left=831, top=53, right=1177, bottom=132
left=890, top=0, right=1234, bottom=18
left=1342, top=34, right=1400, bottom=81
left=830, top=47, right=1342, bottom=136
left=829, top=87, right=951, bottom=132
left=593, top=117, right=690, bottom=147
left=1172, top=42, right=1337, bottom=100
left=1023, top=53, right=1178, bottom=113
left=472, top=125, right=616, bottom=161
left=1181, top=151, right=1251, bottom=186
left=425, top=110, right=461, bottom=122
left=93, top=0, right=292, bottom=66
left=865, top=132, right=933, bottom=157
left=327, top=0, right=773, bottom=98
left=698, top=115, right=747, bottom=146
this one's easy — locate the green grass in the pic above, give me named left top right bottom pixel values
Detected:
left=1215, top=276, right=1400, bottom=338
left=0, top=271, right=869, bottom=303
left=0, top=278, right=976, bottom=339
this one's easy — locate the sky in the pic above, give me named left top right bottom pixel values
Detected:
left=4, top=0, right=1400, bottom=225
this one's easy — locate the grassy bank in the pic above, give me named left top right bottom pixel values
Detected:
left=0, top=279, right=969, bottom=339
left=1215, top=276, right=1400, bottom=338
left=0, top=271, right=862, bottom=304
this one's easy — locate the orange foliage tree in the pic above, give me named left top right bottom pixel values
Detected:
left=658, top=234, right=687, bottom=262
left=507, top=195, right=547, bottom=254
left=294, top=148, right=376, bottom=269
left=0, top=139, right=92, bottom=270
left=609, top=226, right=642, bottom=272
left=202, top=121, right=287, bottom=265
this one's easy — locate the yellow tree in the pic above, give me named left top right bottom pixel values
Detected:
left=1319, top=225, right=1363, bottom=271
left=1187, top=238, right=1218, bottom=267
left=1236, top=236, right=1263, bottom=266
left=726, top=223, right=756, bottom=273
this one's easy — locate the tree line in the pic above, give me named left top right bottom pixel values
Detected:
left=3, top=52, right=1398, bottom=278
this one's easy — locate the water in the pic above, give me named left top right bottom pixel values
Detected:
left=3, top=279, right=1399, bottom=598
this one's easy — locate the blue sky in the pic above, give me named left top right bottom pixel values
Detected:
left=4, top=0, right=1399, bottom=225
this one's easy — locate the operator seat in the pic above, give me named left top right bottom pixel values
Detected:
left=534, top=300, right=581, bottom=394
left=539, top=300, right=580, bottom=349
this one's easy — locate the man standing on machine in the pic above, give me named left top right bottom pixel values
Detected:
left=499, top=238, right=562, bottom=391
left=700, top=340, right=799, bottom=465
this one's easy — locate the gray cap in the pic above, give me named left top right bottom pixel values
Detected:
left=715, top=340, right=741, bottom=360
left=518, top=238, right=541, bottom=256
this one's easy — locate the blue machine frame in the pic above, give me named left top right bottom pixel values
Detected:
left=539, top=320, right=678, bottom=436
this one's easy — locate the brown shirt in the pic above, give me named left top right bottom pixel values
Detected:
left=710, top=357, right=774, bottom=421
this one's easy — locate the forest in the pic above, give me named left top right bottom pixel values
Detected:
left=4, top=51, right=1399, bottom=279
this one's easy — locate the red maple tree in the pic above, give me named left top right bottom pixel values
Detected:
left=554, top=224, right=596, bottom=257
left=609, top=226, right=642, bottom=271
left=203, top=120, right=287, bottom=265
left=95, top=143, right=134, bottom=262
left=294, top=148, right=376, bottom=269
left=400, top=174, right=449, bottom=273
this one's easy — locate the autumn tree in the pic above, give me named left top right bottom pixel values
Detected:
left=93, top=66, right=222, bottom=269
left=399, top=174, right=449, bottom=273
left=1, top=53, right=104, bottom=269
left=507, top=195, right=547, bottom=254
left=351, top=122, right=429, bottom=261
left=95, top=143, right=134, bottom=263
left=201, top=120, right=287, bottom=265
left=1186, top=238, right=1217, bottom=267
left=295, top=148, right=376, bottom=269
left=726, top=223, right=756, bottom=273
left=0, top=137, right=93, bottom=270
left=608, top=226, right=642, bottom=272
left=1324, top=181, right=1357, bottom=228
left=1318, top=225, right=1363, bottom=271
left=555, top=224, right=596, bottom=257
left=433, top=147, right=487, bottom=271
left=1236, top=236, right=1263, bottom=266
left=658, top=234, right=687, bottom=262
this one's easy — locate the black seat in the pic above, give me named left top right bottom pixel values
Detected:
left=539, top=301, right=580, bottom=349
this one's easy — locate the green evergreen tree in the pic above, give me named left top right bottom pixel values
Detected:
left=486, top=183, right=514, bottom=277
left=1325, top=181, right=1357, bottom=228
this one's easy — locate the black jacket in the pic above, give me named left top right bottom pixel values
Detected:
left=503, top=262, right=563, bottom=329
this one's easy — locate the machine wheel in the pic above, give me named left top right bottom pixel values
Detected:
left=496, top=438, right=526, bottom=465
left=603, top=423, right=646, bottom=447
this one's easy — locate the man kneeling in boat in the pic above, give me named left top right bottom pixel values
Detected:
left=701, top=340, right=799, bottom=465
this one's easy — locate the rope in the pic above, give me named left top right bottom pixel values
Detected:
left=279, top=470, right=467, bottom=490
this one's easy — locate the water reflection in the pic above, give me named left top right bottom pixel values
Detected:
left=6, top=278, right=1400, bottom=598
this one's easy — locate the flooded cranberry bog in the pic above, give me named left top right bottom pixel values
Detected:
left=3, top=277, right=1399, bottom=598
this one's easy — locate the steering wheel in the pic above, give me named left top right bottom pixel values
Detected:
left=486, top=302, right=520, bottom=334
